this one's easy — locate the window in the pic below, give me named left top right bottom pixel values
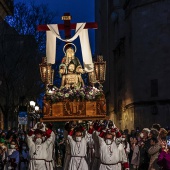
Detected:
left=151, top=79, right=158, bottom=97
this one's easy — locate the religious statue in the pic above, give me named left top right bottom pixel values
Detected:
left=59, top=43, right=85, bottom=88
left=61, top=62, right=84, bottom=88
left=59, top=43, right=84, bottom=75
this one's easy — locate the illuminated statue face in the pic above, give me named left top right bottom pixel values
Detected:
left=68, top=64, right=75, bottom=72
left=66, top=48, right=75, bottom=58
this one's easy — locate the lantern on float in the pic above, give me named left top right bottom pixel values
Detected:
left=94, top=55, right=106, bottom=84
left=88, top=55, right=106, bottom=90
left=39, top=57, right=54, bottom=85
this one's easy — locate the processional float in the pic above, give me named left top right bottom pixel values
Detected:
left=38, top=13, right=107, bottom=122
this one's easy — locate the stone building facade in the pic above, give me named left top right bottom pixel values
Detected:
left=0, top=0, right=13, bottom=129
left=95, top=0, right=170, bottom=130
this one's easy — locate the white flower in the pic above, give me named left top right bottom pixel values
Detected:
left=65, top=93, right=69, bottom=97
left=58, top=92, right=64, bottom=96
left=89, top=91, right=94, bottom=95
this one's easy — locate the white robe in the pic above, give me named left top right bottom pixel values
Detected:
left=67, top=135, right=88, bottom=170
left=91, top=131, right=101, bottom=170
left=46, top=131, right=56, bottom=168
left=99, top=137, right=120, bottom=170
left=117, top=143, right=128, bottom=170
left=27, top=134, right=53, bottom=170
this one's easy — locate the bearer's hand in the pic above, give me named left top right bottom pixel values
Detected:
left=89, top=125, right=93, bottom=129
left=33, top=122, right=39, bottom=130
left=41, top=122, right=46, bottom=132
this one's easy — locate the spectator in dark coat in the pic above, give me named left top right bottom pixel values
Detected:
left=138, top=128, right=151, bottom=170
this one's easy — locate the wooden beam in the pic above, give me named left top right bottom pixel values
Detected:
left=40, top=115, right=109, bottom=122
left=37, top=22, right=98, bottom=31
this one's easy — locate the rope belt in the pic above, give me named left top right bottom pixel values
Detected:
left=31, top=158, right=47, bottom=161
left=101, top=161, right=121, bottom=166
left=30, top=158, right=52, bottom=170
left=71, top=156, right=85, bottom=158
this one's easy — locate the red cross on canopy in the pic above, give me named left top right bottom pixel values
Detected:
left=37, top=13, right=98, bottom=39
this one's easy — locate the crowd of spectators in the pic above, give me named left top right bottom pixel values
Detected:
left=123, top=124, right=170, bottom=170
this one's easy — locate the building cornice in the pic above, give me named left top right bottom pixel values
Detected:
left=124, top=0, right=162, bottom=18
left=124, top=99, right=170, bottom=109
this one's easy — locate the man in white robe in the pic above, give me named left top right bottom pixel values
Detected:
left=27, top=125, right=53, bottom=170
left=98, top=132, right=120, bottom=170
left=67, top=125, right=88, bottom=170
left=45, top=123, right=56, bottom=169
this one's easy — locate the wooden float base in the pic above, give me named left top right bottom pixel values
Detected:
left=41, top=97, right=107, bottom=122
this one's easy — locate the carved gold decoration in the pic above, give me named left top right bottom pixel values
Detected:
left=86, top=101, right=96, bottom=116
left=64, top=100, right=85, bottom=116
left=41, top=97, right=107, bottom=122
left=62, top=15, right=72, bottom=20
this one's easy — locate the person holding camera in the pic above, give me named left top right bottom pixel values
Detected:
left=157, top=136, right=170, bottom=170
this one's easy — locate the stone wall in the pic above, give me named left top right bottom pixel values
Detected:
left=95, top=0, right=170, bottom=130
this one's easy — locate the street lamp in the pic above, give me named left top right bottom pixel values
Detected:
left=28, top=101, right=40, bottom=127
left=30, top=101, right=35, bottom=107
left=35, top=106, right=39, bottom=112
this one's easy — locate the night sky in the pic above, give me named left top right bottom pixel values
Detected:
left=15, top=0, right=95, bottom=54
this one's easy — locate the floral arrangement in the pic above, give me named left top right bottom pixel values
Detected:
left=46, top=85, right=103, bottom=103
